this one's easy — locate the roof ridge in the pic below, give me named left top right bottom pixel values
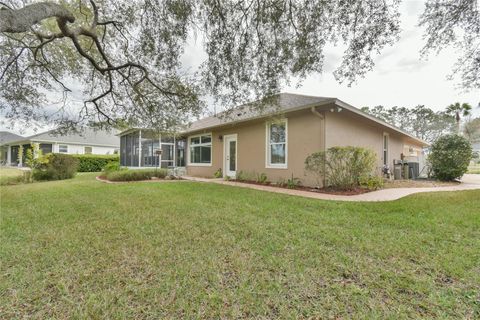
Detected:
left=196, top=92, right=334, bottom=121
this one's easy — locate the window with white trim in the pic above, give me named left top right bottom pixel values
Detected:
left=383, top=133, right=389, bottom=166
left=267, top=120, right=287, bottom=168
left=189, top=134, right=212, bottom=165
left=84, top=146, right=92, bottom=154
left=59, top=145, right=68, bottom=153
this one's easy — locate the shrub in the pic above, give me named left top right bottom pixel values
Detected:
left=359, top=175, right=384, bottom=190
left=103, top=161, right=122, bottom=174
left=72, top=154, right=119, bottom=172
left=256, top=172, right=269, bottom=184
left=286, top=174, right=301, bottom=189
left=106, top=169, right=168, bottom=181
left=213, top=168, right=223, bottom=178
left=32, top=153, right=79, bottom=181
left=305, top=146, right=377, bottom=190
left=428, top=134, right=472, bottom=181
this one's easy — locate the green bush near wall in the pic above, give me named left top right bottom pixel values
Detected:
left=72, top=154, right=119, bottom=172
left=32, top=154, right=79, bottom=181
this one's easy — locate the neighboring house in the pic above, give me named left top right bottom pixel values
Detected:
left=1, top=128, right=120, bottom=166
left=0, top=131, right=24, bottom=163
left=119, top=93, right=428, bottom=187
left=472, top=141, right=480, bottom=160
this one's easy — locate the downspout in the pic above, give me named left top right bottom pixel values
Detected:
left=311, top=106, right=327, bottom=188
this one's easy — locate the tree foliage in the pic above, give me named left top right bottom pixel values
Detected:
left=361, top=105, right=456, bottom=143
left=463, top=117, right=480, bottom=142
left=419, top=0, right=480, bottom=91
left=0, top=0, right=478, bottom=132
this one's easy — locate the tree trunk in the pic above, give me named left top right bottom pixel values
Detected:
left=0, top=3, right=75, bottom=33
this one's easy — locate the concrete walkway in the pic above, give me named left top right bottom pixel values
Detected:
left=182, top=174, right=480, bottom=202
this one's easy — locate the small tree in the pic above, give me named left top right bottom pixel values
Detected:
left=305, top=146, right=377, bottom=190
left=25, top=143, right=42, bottom=168
left=428, top=134, right=472, bottom=181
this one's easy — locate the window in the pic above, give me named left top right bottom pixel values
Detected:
left=266, top=120, right=287, bottom=168
left=383, top=133, right=389, bottom=166
left=189, top=134, right=212, bottom=165
left=84, top=146, right=92, bottom=154
left=39, top=144, right=53, bottom=154
left=59, top=145, right=68, bottom=153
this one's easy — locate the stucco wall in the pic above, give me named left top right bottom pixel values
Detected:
left=187, top=108, right=325, bottom=186
left=186, top=106, right=426, bottom=187
left=327, top=110, right=426, bottom=167
left=325, top=110, right=406, bottom=172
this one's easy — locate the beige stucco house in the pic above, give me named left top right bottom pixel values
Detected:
left=119, top=93, right=428, bottom=187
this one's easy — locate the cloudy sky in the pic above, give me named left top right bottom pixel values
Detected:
left=2, top=0, right=479, bottom=136
left=280, top=0, right=479, bottom=112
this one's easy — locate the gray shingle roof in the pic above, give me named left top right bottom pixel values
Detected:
left=187, top=93, right=334, bottom=132
left=116, top=92, right=428, bottom=146
left=0, top=131, right=24, bottom=145
left=6, top=128, right=119, bottom=147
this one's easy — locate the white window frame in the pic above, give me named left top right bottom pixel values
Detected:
left=265, top=119, right=288, bottom=169
left=59, top=145, right=68, bottom=153
left=187, top=133, right=212, bottom=167
left=383, top=132, right=389, bottom=166
left=84, top=146, right=93, bottom=154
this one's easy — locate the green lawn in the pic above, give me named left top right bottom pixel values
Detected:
left=0, top=167, right=25, bottom=185
left=1, top=174, right=479, bottom=318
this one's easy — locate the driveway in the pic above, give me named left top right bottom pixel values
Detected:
left=183, top=174, right=480, bottom=202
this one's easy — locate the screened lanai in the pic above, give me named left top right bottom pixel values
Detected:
left=119, top=129, right=186, bottom=168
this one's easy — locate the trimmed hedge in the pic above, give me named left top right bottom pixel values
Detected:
left=72, top=154, right=119, bottom=172
left=106, top=169, right=168, bottom=181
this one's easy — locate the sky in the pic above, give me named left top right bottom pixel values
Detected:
left=1, top=0, right=479, bottom=136
left=279, top=0, right=479, bottom=112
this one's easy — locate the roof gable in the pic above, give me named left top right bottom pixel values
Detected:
left=0, top=131, right=24, bottom=145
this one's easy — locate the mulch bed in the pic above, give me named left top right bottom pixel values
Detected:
left=96, top=176, right=183, bottom=184
left=230, top=179, right=372, bottom=195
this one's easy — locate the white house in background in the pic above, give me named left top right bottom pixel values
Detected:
left=0, top=128, right=119, bottom=166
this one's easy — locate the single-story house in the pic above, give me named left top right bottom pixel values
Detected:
left=0, top=131, right=24, bottom=163
left=118, top=93, right=428, bottom=186
left=1, top=128, right=120, bottom=166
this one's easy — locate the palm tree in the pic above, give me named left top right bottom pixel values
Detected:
left=446, top=102, right=472, bottom=133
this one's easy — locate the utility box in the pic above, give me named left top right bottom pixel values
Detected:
left=408, top=162, right=419, bottom=179
left=403, top=163, right=409, bottom=180
left=394, top=163, right=402, bottom=180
